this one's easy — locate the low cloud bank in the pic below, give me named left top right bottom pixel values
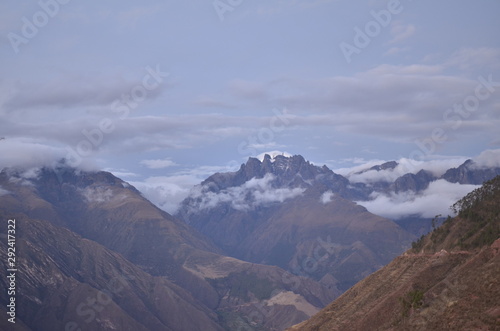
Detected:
left=339, top=149, right=500, bottom=186
left=187, top=173, right=305, bottom=212
left=356, top=179, right=479, bottom=219
left=473, top=149, right=500, bottom=169
left=343, top=158, right=468, bottom=184
left=0, top=138, right=97, bottom=171
left=130, top=175, right=201, bottom=214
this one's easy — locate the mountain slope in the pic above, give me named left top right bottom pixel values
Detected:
left=177, top=154, right=415, bottom=291
left=442, top=159, right=500, bottom=185
left=0, top=214, right=223, bottom=331
left=289, top=175, right=500, bottom=331
left=0, top=165, right=337, bottom=330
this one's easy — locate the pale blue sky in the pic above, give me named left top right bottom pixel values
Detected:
left=1, top=0, right=500, bottom=211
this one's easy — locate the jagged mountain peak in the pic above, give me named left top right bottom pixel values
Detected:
left=369, top=160, right=399, bottom=172
left=442, top=158, right=500, bottom=184
left=352, top=160, right=399, bottom=175
left=187, top=154, right=369, bottom=210
left=200, top=153, right=334, bottom=193
left=256, top=151, right=293, bottom=162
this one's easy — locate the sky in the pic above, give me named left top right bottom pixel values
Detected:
left=1, top=0, right=500, bottom=213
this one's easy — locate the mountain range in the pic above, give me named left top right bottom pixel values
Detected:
left=176, top=154, right=415, bottom=292
left=0, top=152, right=499, bottom=331
left=175, top=153, right=500, bottom=292
left=0, top=165, right=336, bottom=331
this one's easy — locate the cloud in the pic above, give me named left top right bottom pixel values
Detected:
left=384, top=46, right=410, bottom=56
left=229, top=79, right=269, bottom=100
left=192, top=96, right=237, bottom=109
left=129, top=162, right=242, bottom=214
left=0, top=186, right=10, bottom=196
left=473, top=149, right=500, bottom=169
left=320, top=190, right=335, bottom=204
left=131, top=175, right=199, bottom=214
left=256, top=151, right=293, bottom=162
left=0, top=113, right=267, bottom=161
left=140, top=158, right=177, bottom=169
left=80, top=187, right=114, bottom=203
left=332, top=158, right=386, bottom=176
left=1, top=68, right=168, bottom=113
left=389, top=21, right=416, bottom=44
left=356, top=179, right=480, bottom=219
left=340, top=157, right=467, bottom=184
left=0, top=137, right=101, bottom=172
left=264, top=67, right=500, bottom=143
left=2, top=48, right=498, bottom=165
left=186, top=173, right=305, bottom=212
left=0, top=138, right=71, bottom=169
left=445, top=47, right=500, bottom=70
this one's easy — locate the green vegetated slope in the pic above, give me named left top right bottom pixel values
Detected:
left=412, top=175, right=500, bottom=253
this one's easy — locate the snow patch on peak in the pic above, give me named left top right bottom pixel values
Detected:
left=257, top=151, right=293, bottom=162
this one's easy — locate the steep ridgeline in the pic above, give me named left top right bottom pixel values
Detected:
left=290, top=176, right=500, bottom=331
left=0, top=166, right=337, bottom=331
left=349, top=158, right=500, bottom=237
left=354, top=158, right=500, bottom=195
left=442, top=159, right=500, bottom=184
left=177, top=154, right=415, bottom=292
left=0, top=214, right=223, bottom=331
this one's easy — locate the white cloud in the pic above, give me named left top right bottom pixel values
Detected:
left=0, top=138, right=96, bottom=171
left=0, top=139, right=62, bottom=169
left=186, top=174, right=305, bottom=212
left=342, top=157, right=467, bottom=184
left=320, top=190, right=335, bottom=204
left=445, top=47, right=500, bottom=70
left=130, top=174, right=201, bottom=214
left=129, top=161, right=243, bottom=214
left=473, top=149, right=500, bottom=169
left=2, top=73, right=164, bottom=112
left=140, top=158, right=177, bottom=169
left=356, top=179, right=479, bottom=219
left=256, top=151, right=293, bottom=162
left=332, top=158, right=386, bottom=176
left=80, top=187, right=114, bottom=203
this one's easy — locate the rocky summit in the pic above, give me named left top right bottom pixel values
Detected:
left=176, top=154, right=416, bottom=292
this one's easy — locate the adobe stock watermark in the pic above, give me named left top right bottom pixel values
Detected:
left=213, top=0, right=244, bottom=22
left=237, top=108, right=294, bottom=157
left=236, top=235, right=338, bottom=330
left=8, top=0, right=72, bottom=54
left=339, top=0, right=409, bottom=64
left=64, top=65, right=169, bottom=169
left=64, top=272, right=135, bottom=331
left=410, top=74, right=499, bottom=166
left=371, top=73, right=500, bottom=185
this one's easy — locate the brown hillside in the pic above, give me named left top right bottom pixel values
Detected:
left=289, top=176, right=500, bottom=331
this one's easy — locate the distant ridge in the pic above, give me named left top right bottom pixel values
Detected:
left=289, top=175, right=500, bottom=331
